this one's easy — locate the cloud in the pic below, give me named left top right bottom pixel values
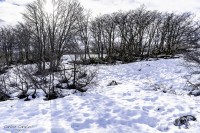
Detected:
left=79, top=0, right=141, bottom=16
left=79, top=0, right=200, bottom=18
left=0, top=0, right=34, bottom=26
left=0, top=0, right=200, bottom=26
left=140, top=0, right=200, bottom=13
left=0, top=18, right=5, bottom=22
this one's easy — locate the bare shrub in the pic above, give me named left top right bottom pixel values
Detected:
left=13, top=66, right=32, bottom=100
left=184, top=48, right=200, bottom=95
left=18, top=66, right=62, bottom=100
left=67, top=58, right=97, bottom=93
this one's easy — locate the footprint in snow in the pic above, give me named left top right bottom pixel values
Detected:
left=142, top=106, right=154, bottom=112
left=27, top=111, right=38, bottom=116
left=143, top=96, right=158, bottom=102
left=52, top=110, right=62, bottom=117
left=105, top=108, right=112, bottom=112
left=175, top=105, right=184, bottom=111
left=112, top=108, right=120, bottom=113
left=51, top=128, right=65, bottom=133
left=71, top=119, right=94, bottom=130
left=167, top=108, right=175, bottom=113
left=123, top=109, right=137, bottom=116
left=123, top=92, right=132, bottom=96
left=83, top=113, right=90, bottom=117
left=75, top=118, right=82, bottom=122
left=125, top=98, right=137, bottom=102
left=105, top=101, right=114, bottom=106
left=18, top=116, right=29, bottom=120
left=41, top=109, right=48, bottom=115
left=134, top=106, right=140, bottom=110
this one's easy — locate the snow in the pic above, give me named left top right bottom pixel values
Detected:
left=0, top=58, right=200, bottom=133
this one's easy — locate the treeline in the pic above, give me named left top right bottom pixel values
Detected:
left=0, top=0, right=200, bottom=72
left=90, top=9, right=200, bottom=62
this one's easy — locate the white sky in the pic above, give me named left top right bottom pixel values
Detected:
left=0, top=0, right=200, bottom=26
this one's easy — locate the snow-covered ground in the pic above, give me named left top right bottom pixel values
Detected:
left=0, top=58, right=200, bottom=133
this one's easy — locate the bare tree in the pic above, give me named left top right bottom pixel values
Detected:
left=90, top=17, right=104, bottom=60
left=23, top=0, right=84, bottom=72
left=14, top=23, right=32, bottom=64
left=77, top=10, right=91, bottom=60
left=0, top=27, right=15, bottom=66
left=23, top=0, right=47, bottom=72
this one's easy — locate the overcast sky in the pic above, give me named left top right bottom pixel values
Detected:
left=0, top=0, right=200, bottom=26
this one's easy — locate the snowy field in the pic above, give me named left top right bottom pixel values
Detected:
left=0, top=58, right=200, bottom=133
